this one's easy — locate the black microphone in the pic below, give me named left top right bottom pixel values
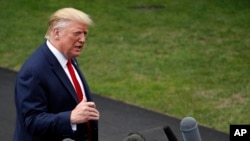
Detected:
left=180, top=117, right=202, bottom=141
left=163, top=125, right=178, bottom=141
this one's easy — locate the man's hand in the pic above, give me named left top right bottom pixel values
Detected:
left=70, top=99, right=100, bottom=124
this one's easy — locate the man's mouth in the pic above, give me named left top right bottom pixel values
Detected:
left=75, top=46, right=82, bottom=49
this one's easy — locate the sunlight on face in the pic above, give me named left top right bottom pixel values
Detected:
left=57, top=21, right=89, bottom=58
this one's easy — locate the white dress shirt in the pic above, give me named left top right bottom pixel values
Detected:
left=46, top=40, right=85, bottom=131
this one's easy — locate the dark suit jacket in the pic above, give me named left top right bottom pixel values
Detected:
left=13, top=42, right=98, bottom=141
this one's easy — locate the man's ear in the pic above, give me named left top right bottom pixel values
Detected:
left=52, top=28, right=60, bottom=40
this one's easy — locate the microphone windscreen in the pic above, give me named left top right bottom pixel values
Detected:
left=163, top=126, right=178, bottom=141
left=180, top=117, right=202, bottom=141
left=123, top=132, right=145, bottom=141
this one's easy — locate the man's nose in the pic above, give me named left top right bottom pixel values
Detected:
left=79, top=34, right=86, bottom=43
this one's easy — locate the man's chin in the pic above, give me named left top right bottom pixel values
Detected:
left=73, top=52, right=81, bottom=57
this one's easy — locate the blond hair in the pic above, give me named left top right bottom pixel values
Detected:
left=45, top=7, right=93, bottom=39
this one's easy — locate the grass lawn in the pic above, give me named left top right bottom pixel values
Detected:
left=0, top=0, right=249, bottom=133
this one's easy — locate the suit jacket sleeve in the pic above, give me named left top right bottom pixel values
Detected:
left=15, top=67, right=74, bottom=136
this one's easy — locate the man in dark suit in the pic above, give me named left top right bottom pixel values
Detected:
left=13, top=7, right=99, bottom=141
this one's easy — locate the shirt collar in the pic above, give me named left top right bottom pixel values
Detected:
left=46, top=40, right=68, bottom=69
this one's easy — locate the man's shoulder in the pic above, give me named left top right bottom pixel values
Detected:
left=18, top=42, right=51, bottom=72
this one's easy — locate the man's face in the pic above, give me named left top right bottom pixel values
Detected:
left=57, top=21, right=89, bottom=58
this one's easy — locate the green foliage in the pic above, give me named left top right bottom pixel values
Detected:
left=1, top=0, right=249, bottom=133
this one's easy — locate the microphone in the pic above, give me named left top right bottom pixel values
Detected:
left=163, top=126, right=178, bottom=141
left=123, top=132, right=146, bottom=141
left=180, top=117, right=202, bottom=141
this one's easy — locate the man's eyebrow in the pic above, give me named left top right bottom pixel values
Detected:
left=73, top=30, right=88, bottom=35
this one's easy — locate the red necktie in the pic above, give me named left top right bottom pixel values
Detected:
left=67, top=59, right=92, bottom=141
left=67, top=59, right=83, bottom=101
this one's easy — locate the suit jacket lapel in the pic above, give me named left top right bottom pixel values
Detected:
left=42, top=43, right=79, bottom=103
left=53, top=63, right=80, bottom=103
